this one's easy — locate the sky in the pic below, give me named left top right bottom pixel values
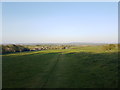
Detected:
left=2, top=2, right=118, bottom=44
left=0, top=2, right=2, bottom=44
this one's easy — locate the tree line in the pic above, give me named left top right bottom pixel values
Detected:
left=1, top=44, right=118, bottom=54
left=2, top=44, right=30, bottom=54
left=1, top=44, right=71, bottom=54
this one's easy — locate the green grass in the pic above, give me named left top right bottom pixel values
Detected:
left=2, top=45, right=119, bottom=88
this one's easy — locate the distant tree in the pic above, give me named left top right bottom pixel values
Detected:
left=102, top=44, right=116, bottom=51
left=109, top=44, right=116, bottom=50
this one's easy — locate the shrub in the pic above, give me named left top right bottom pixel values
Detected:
left=102, top=44, right=116, bottom=51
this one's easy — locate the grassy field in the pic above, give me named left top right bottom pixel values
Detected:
left=2, top=45, right=119, bottom=88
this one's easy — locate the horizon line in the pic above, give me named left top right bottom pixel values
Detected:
left=1, top=42, right=118, bottom=45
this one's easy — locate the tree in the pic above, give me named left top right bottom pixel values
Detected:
left=102, top=44, right=116, bottom=51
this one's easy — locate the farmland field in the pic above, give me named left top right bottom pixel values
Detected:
left=2, top=45, right=119, bottom=88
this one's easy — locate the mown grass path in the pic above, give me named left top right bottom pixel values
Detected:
left=42, top=52, right=118, bottom=88
left=41, top=54, right=61, bottom=88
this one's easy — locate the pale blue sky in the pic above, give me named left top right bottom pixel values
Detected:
left=2, top=2, right=118, bottom=44
left=0, top=2, right=2, bottom=44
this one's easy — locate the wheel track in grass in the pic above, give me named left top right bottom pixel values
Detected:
left=41, top=53, right=62, bottom=88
